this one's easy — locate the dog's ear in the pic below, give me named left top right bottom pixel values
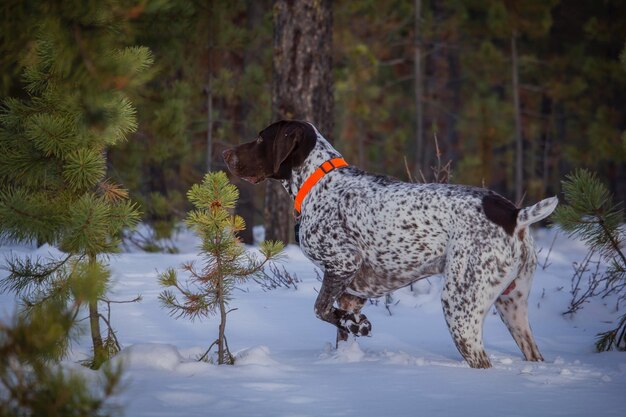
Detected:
left=272, top=125, right=300, bottom=174
left=263, top=120, right=317, bottom=180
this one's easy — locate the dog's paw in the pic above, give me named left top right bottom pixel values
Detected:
left=340, top=313, right=372, bottom=337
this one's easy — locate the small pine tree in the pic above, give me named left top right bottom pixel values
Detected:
left=553, top=169, right=626, bottom=351
left=0, top=301, right=123, bottom=416
left=0, top=2, right=151, bottom=368
left=158, top=172, right=284, bottom=364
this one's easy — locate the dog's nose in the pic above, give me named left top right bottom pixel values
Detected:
left=222, top=148, right=236, bottom=165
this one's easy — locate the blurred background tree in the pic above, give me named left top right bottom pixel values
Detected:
left=0, top=0, right=152, bottom=368
left=1, top=0, right=624, bottom=244
left=109, top=0, right=274, bottom=249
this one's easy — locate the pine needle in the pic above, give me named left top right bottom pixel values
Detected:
left=98, top=179, right=129, bottom=202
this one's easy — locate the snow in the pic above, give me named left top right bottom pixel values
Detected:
left=1, top=228, right=625, bottom=417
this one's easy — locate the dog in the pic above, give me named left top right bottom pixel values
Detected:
left=222, top=120, right=558, bottom=368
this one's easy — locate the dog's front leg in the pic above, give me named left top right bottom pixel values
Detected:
left=336, top=293, right=368, bottom=347
left=314, top=272, right=371, bottom=340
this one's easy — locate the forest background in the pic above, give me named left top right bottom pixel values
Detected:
left=2, top=0, right=625, bottom=248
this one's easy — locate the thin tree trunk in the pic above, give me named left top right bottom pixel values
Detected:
left=206, top=73, right=213, bottom=172
left=511, top=30, right=523, bottom=204
left=446, top=27, right=461, bottom=167
left=214, top=248, right=232, bottom=365
left=414, top=0, right=424, bottom=174
left=233, top=1, right=263, bottom=245
left=217, top=278, right=226, bottom=364
left=266, top=0, right=334, bottom=243
left=357, top=119, right=365, bottom=169
left=264, top=182, right=291, bottom=243
left=540, top=94, right=552, bottom=198
left=88, top=296, right=105, bottom=368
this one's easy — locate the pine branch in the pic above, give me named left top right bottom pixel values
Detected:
left=63, top=148, right=107, bottom=192
left=0, top=187, right=65, bottom=244
left=597, top=220, right=626, bottom=269
left=197, top=339, right=219, bottom=362
left=0, top=301, right=123, bottom=414
left=554, top=169, right=625, bottom=268
left=158, top=287, right=214, bottom=321
left=0, top=253, right=72, bottom=295
left=97, top=179, right=129, bottom=202
left=553, top=169, right=626, bottom=349
left=596, top=313, right=626, bottom=352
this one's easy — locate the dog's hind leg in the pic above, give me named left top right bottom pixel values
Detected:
left=441, top=246, right=498, bottom=369
left=441, top=285, right=491, bottom=368
left=495, top=243, right=543, bottom=362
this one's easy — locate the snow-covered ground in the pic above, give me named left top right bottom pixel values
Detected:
left=1, top=228, right=625, bottom=417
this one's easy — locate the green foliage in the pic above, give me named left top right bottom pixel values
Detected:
left=595, top=313, right=626, bottom=352
left=333, top=0, right=626, bottom=206
left=4, top=1, right=626, bottom=230
left=0, top=0, right=150, bottom=368
left=1, top=256, right=111, bottom=331
left=553, top=169, right=624, bottom=263
left=553, top=169, right=626, bottom=351
left=158, top=172, right=284, bottom=364
left=107, top=1, right=274, bottom=244
left=0, top=302, right=123, bottom=417
left=105, top=3, right=204, bottom=245
left=0, top=187, right=65, bottom=244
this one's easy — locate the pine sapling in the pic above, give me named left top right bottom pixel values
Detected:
left=158, top=172, right=284, bottom=364
left=553, top=169, right=626, bottom=351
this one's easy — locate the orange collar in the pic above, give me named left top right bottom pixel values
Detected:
left=294, top=157, right=348, bottom=215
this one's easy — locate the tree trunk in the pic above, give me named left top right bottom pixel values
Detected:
left=235, top=180, right=255, bottom=244
left=357, top=119, right=365, bottom=169
left=88, top=299, right=105, bottom=368
left=266, top=0, right=334, bottom=242
left=86, top=254, right=107, bottom=369
left=423, top=0, right=452, bottom=171
left=511, top=30, right=523, bottom=204
left=217, top=280, right=227, bottom=364
left=414, top=0, right=424, bottom=174
left=540, top=93, right=553, bottom=198
left=264, top=181, right=291, bottom=243
left=232, top=2, right=264, bottom=245
left=206, top=72, right=213, bottom=172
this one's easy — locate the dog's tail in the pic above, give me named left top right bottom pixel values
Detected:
left=515, top=196, right=559, bottom=233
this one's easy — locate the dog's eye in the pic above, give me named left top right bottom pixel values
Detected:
left=256, top=137, right=263, bottom=144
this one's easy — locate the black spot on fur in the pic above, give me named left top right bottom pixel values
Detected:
left=370, top=174, right=399, bottom=186
left=482, top=193, right=519, bottom=236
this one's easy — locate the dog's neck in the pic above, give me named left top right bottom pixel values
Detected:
left=280, top=128, right=342, bottom=199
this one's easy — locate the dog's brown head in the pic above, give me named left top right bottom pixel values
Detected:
left=222, top=120, right=317, bottom=183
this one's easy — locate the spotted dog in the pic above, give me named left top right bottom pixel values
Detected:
left=222, top=120, right=558, bottom=368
